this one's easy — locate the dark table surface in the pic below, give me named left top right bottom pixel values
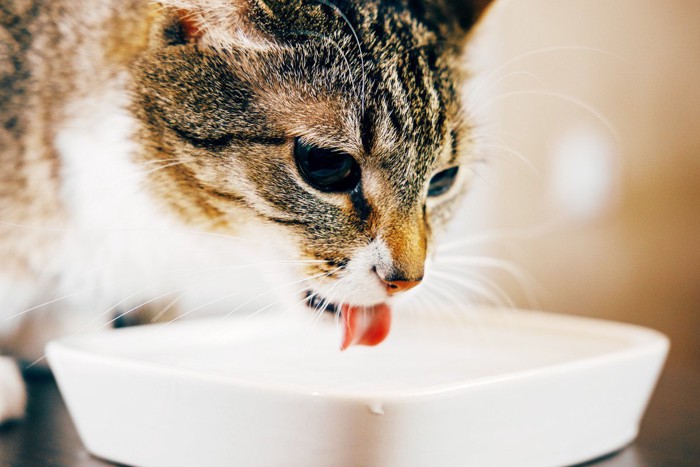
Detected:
left=1, top=357, right=698, bottom=467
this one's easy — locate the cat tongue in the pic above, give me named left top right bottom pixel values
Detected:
left=340, top=303, right=392, bottom=350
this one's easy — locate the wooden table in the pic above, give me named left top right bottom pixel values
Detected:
left=1, top=357, right=698, bottom=466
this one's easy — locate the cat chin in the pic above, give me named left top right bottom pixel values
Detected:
left=301, top=257, right=390, bottom=309
left=303, top=288, right=389, bottom=313
left=302, top=273, right=390, bottom=310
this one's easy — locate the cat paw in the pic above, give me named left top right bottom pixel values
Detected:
left=0, top=357, right=26, bottom=423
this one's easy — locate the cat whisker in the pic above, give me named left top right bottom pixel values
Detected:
left=193, top=267, right=341, bottom=324
left=405, top=289, right=428, bottom=315
left=25, top=263, right=290, bottom=367
left=3, top=288, right=101, bottom=322
left=419, top=281, right=467, bottom=328
left=313, top=0, right=366, bottom=112
left=62, top=158, right=196, bottom=195
left=115, top=159, right=195, bottom=183
left=307, top=279, right=343, bottom=332
left=148, top=290, right=186, bottom=323
left=5, top=258, right=318, bottom=324
left=429, top=269, right=514, bottom=308
left=470, top=89, right=618, bottom=139
left=24, top=278, right=196, bottom=369
left=414, top=282, right=460, bottom=328
left=5, top=255, right=159, bottom=321
left=211, top=301, right=288, bottom=345
left=162, top=288, right=251, bottom=328
left=477, top=141, right=541, bottom=179
left=170, top=258, right=328, bottom=274
left=470, top=70, right=547, bottom=98
left=83, top=255, right=305, bottom=334
left=442, top=261, right=540, bottom=309
left=437, top=254, right=527, bottom=276
left=76, top=265, right=242, bottom=333
left=0, top=219, right=69, bottom=233
left=315, top=278, right=344, bottom=315
left=417, top=290, right=444, bottom=323
left=282, top=286, right=320, bottom=318
left=220, top=273, right=337, bottom=342
left=174, top=228, right=294, bottom=250
left=294, top=29, right=360, bottom=100
left=468, top=44, right=628, bottom=102
left=131, top=158, right=196, bottom=171
left=104, top=289, right=187, bottom=330
left=431, top=280, right=502, bottom=339
left=0, top=219, right=299, bottom=252
left=25, top=286, right=200, bottom=370
left=25, top=355, right=47, bottom=369
left=59, top=157, right=187, bottom=176
left=435, top=219, right=562, bottom=252
left=217, top=268, right=342, bottom=340
left=333, top=289, right=352, bottom=332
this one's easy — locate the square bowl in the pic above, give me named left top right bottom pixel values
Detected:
left=47, top=308, right=668, bottom=467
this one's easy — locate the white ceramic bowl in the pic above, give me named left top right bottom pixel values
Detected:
left=47, top=308, right=668, bottom=467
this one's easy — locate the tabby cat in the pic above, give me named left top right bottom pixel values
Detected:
left=0, top=0, right=493, bottom=421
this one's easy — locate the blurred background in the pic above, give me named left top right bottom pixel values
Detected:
left=443, top=3, right=700, bottom=462
left=449, top=0, right=700, bottom=367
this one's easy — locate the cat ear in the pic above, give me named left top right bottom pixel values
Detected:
left=157, top=0, right=273, bottom=48
left=445, top=0, right=496, bottom=33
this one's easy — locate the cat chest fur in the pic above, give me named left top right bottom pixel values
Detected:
left=19, top=85, right=257, bottom=326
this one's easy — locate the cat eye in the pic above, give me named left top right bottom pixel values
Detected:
left=294, top=138, right=361, bottom=192
left=427, top=166, right=460, bottom=197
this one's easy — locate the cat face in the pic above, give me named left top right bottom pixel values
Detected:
left=131, top=0, right=491, bottom=335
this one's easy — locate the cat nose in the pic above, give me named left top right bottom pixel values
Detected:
left=381, top=278, right=422, bottom=296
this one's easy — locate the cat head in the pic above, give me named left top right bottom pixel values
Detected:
left=131, top=0, right=493, bottom=335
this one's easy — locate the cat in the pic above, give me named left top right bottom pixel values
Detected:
left=0, top=0, right=494, bottom=422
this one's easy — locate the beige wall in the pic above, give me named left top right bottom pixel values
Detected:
left=451, top=0, right=700, bottom=362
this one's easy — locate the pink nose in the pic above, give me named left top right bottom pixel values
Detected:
left=382, top=279, right=422, bottom=296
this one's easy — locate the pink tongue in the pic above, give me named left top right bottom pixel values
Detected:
left=340, top=303, right=392, bottom=350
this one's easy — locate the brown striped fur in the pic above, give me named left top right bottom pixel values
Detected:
left=130, top=0, right=491, bottom=280
left=0, top=0, right=493, bottom=317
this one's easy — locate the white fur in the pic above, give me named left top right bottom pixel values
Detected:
left=312, top=239, right=393, bottom=307
left=52, top=86, right=298, bottom=318
left=0, top=84, right=286, bottom=422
